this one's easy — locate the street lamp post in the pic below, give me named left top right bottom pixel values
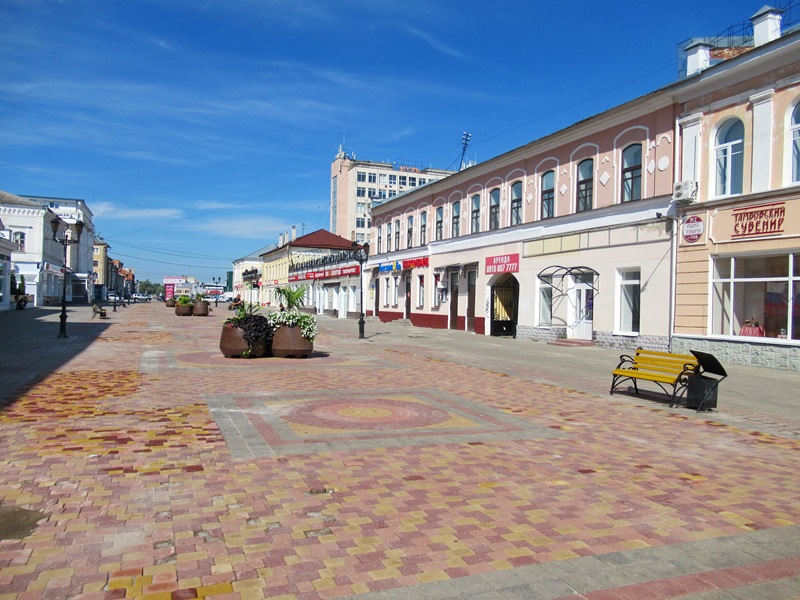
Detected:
left=352, top=241, right=370, bottom=339
left=212, top=276, right=221, bottom=307
left=50, top=218, right=85, bottom=339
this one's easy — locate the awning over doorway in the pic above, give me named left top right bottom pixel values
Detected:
left=536, top=265, right=599, bottom=293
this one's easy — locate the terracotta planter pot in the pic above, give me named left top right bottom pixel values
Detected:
left=193, top=301, right=210, bottom=316
left=219, top=326, right=267, bottom=358
left=165, top=298, right=176, bottom=307
left=175, top=305, right=193, bottom=316
left=271, top=325, right=313, bottom=358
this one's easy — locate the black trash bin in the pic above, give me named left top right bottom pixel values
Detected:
left=686, top=375, right=718, bottom=410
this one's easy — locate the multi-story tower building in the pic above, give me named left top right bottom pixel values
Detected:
left=330, top=147, right=453, bottom=244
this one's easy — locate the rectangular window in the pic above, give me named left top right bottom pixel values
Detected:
left=379, top=173, right=387, bottom=185
left=388, top=190, right=397, bottom=198
left=420, top=213, right=427, bottom=245
left=510, top=182, right=522, bottom=226
left=356, top=218, right=366, bottom=228
left=577, top=159, right=593, bottom=212
left=13, top=231, right=25, bottom=252
left=377, top=228, right=382, bottom=254
left=433, top=274, right=441, bottom=307
left=357, top=202, right=366, bottom=213
left=409, top=177, right=417, bottom=186
left=392, top=276, right=399, bottom=305
left=541, top=170, right=555, bottom=219
left=618, top=270, right=641, bottom=333
left=418, top=275, right=424, bottom=307
left=419, top=178, right=427, bottom=185
left=357, top=171, right=366, bottom=182
left=407, top=216, right=413, bottom=248
left=394, top=220, right=400, bottom=249
left=386, top=222, right=392, bottom=252
left=712, top=254, right=798, bottom=339
left=384, top=278, right=391, bottom=306
left=471, top=195, right=480, bottom=233
left=539, top=277, right=553, bottom=326
left=368, top=172, right=377, bottom=184
left=399, top=175, right=407, bottom=186
left=435, top=208, right=443, bottom=241
left=451, top=202, right=461, bottom=238
left=357, top=187, right=366, bottom=197
left=389, top=174, right=397, bottom=185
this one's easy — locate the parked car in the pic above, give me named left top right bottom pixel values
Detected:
left=133, top=293, right=151, bottom=302
left=106, top=293, right=120, bottom=302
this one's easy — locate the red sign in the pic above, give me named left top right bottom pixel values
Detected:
left=485, top=253, right=519, bottom=275
left=732, top=201, right=786, bottom=238
left=682, top=215, right=704, bottom=243
left=403, top=257, right=429, bottom=269
left=289, top=265, right=360, bottom=282
left=165, top=283, right=175, bottom=299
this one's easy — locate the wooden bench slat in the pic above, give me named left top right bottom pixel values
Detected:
left=610, top=347, right=698, bottom=404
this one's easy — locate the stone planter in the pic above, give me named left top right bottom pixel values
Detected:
left=165, top=298, right=176, bottom=307
left=193, top=301, right=210, bottom=316
left=175, top=304, right=193, bottom=316
left=271, top=325, right=313, bottom=358
left=219, top=326, right=267, bottom=358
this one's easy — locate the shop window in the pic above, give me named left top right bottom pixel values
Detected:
left=392, top=276, right=399, bottom=305
left=715, top=119, right=744, bottom=197
left=384, top=278, right=391, bottom=306
left=471, top=194, right=480, bottom=233
left=621, top=143, right=642, bottom=202
left=541, top=170, right=555, bottom=219
left=711, top=254, right=799, bottom=339
left=489, top=189, right=500, bottom=230
left=407, top=215, right=414, bottom=248
left=510, top=181, right=522, bottom=225
left=435, top=207, right=443, bottom=241
left=420, top=212, right=427, bottom=245
left=451, top=201, right=461, bottom=238
left=618, top=269, right=640, bottom=334
left=576, top=159, right=593, bottom=212
left=539, top=276, right=553, bottom=326
left=433, top=273, right=441, bottom=307
left=791, top=103, right=800, bottom=183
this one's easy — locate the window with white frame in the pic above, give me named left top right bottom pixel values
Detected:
left=541, top=170, right=555, bottom=219
left=539, top=276, right=553, bottom=326
left=357, top=171, right=366, bottom=182
left=368, top=172, right=377, bottom=184
left=451, top=201, right=461, bottom=238
left=791, top=103, right=800, bottom=183
left=471, top=194, right=480, bottom=233
left=435, top=207, right=443, bottom=241
left=576, top=159, right=593, bottom=212
left=394, top=219, right=400, bottom=249
left=13, top=231, right=25, bottom=252
left=386, top=222, right=392, bottom=252
left=433, top=273, right=441, bottom=307
left=621, top=143, right=642, bottom=202
left=407, top=215, right=414, bottom=248
left=489, top=189, right=500, bottom=230
left=389, top=174, right=397, bottom=185
left=377, top=225, right=382, bottom=254
left=712, top=254, right=799, bottom=339
left=392, top=276, right=399, bottom=305
left=418, top=275, right=424, bottom=307
left=510, top=181, right=522, bottom=225
left=357, top=187, right=366, bottom=197
left=618, top=269, right=640, bottom=334
left=715, top=119, right=744, bottom=197
left=384, top=277, right=391, bottom=306
left=379, top=173, right=387, bottom=185
left=420, top=211, right=427, bottom=245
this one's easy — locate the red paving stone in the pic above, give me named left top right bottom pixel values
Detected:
left=0, top=304, right=799, bottom=599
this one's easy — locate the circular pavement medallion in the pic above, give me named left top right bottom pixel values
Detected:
left=280, top=398, right=450, bottom=431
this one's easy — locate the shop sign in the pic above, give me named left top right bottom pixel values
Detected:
left=164, top=283, right=175, bottom=299
left=379, top=261, right=402, bottom=272
left=485, top=253, right=519, bottom=275
left=289, top=265, right=360, bottom=282
left=402, top=257, right=429, bottom=269
left=682, top=215, right=704, bottom=243
left=732, top=201, right=786, bottom=239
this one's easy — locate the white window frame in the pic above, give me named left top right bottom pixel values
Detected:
left=616, top=268, right=641, bottom=335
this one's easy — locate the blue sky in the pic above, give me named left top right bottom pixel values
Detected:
left=1, top=0, right=768, bottom=283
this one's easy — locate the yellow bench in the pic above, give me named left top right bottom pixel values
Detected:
left=610, top=348, right=698, bottom=406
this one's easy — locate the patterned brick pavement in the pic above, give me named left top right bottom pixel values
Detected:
left=1, top=304, right=799, bottom=599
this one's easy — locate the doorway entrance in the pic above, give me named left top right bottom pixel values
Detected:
left=449, top=271, right=459, bottom=329
left=491, top=274, right=519, bottom=336
left=570, top=274, right=594, bottom=340
left=466, top=270, right=477, bottom=332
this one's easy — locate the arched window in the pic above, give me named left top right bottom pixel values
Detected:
left=451, top=201, right=461, bottom=238
left=489, top=189, right=500, bottom=230
left=541, top=170, right=555, bottom=219
left=791, top=103, right=800, bottom=183
left=715, top=119, right=744, bottom=196
left=435, top=207, right=444, bottom=241
left=407, top=215, right=414, bottom=248
left=510, top=181, right=522, bottom=225
left=377, top=225, right=382, bottom=254
left=621, top=144, right=642, bottom=202
left=576, top=159, right=593, bottom=212
left=420, top=211, right=427, bottom=245
left=13, top=231, right=25, bottom=252
left=394, top=219, right=400, bottom=250
left=471, top=195, right=481, bottom=233
left=386, top=221, right=392, bottom=252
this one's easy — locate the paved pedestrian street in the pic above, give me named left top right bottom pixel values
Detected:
left=1, top=305, right=799, bottom=600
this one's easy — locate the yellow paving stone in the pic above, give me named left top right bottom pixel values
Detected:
left=196, top=583, right=235, bottom=596
left=417, top=570, right=449, bottom=583
left=178, top=578, right=203, bottom=589
left=350, top=582, right=370, bottom=595
left=107, top=580, right=131, bottom=591
left=313, top=577, right=337, bottom=590
left=284, top=554, right=301, bottom=565
left=242, top=542, right=272, bottom=554
left=621, top=539, right=651, bottom=550
left=144, top=564, right=178, bottom=577
left=140, top=593, right=172, bottom=600
left=98, top=562, right=122, bottom=573
left=0, top=565, right=36, bottom=576
left=239, top=590, right=268, bottom=600
left=445, top=557, right=468, bottom=568
left=490, top=560, right=513, bottom=570
left=323, top=557, right=346, bottom=568
left=505, top=547, right=535, bottom=558
left=82, top=582, right=106, bottom=593
left=775, top=518, right=795, bottom=525
left=551, top=550, right=580, bottom=560
left=554, top=525, right=580, bottom=535
left=211, top=563, right=233, bottom=574
left=176, top=551, right=208, bottom=562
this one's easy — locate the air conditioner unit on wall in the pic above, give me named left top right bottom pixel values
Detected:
left=672, top=180, right=698, bottom=204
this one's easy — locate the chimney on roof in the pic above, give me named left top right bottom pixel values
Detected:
left=684, top=40, right=712, bottom=76
left=291, top=225, right=296, bottom=241
left=752, top=6, right=782, bottom=47
left=279, top=233, right=284, bottom=246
